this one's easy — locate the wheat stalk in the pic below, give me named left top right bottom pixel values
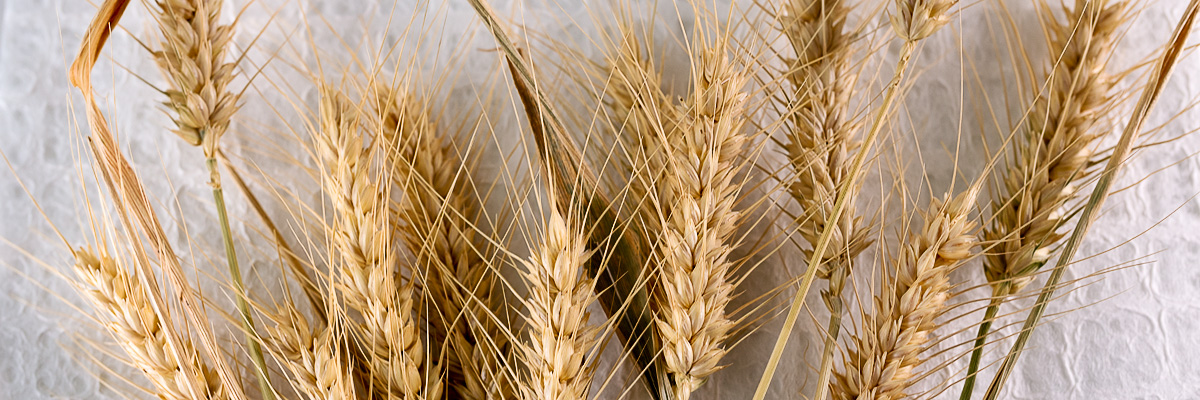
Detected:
left=517, top=207, right=600, bottom=400
left=72, top=248, right=226, bottom=400
left=147, top=1, right=271, bottom=396
left=655, top=40, right=750, bottom=400
left=264, top=306, right=357, bottom=400
left=315, top=85, right=435, bottom=400
left=371, top=85, right=504, bottom=399
left=831, top=188, right=979, bottom=400
left=777, top=0, right=869, bottom=398
left=961, top=1, right=1125, bottom=396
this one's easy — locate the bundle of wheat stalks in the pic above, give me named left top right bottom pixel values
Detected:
left=46, top=0, right=1200, bottom=399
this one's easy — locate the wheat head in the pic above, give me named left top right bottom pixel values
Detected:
left=984, top=0, right=1125, bottom=297
left=655, top=42, right=750, bottom=400
left=780, top=0, right=870, bottom=311
left=372, top=85, right=503, bottom=399
left=151, top=0, right=239, bottom=160
left=890, top=0, right=957, bottom=42
left=832, top=188, right=979, bottom=400
left=314, top=85, right=434, bottom=400
left=517, top=208, right=599, bottom=400
left=72, top=248, right=226, bottom=400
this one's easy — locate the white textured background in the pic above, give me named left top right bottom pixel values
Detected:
left=3, top=0, right=1200, bottom=399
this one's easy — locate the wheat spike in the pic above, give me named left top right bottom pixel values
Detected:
left=151, top=0, right=239, bottom=160
left=372, top=85, right=503, bottom=399
left=780, top=0, right=869, bottom=312
left=72, top=248, right=226, bottom=400
left=832, top=188, right=979, bottom=400
left=517, top=207, right=600, bottom=400
left=984, top=0, right=1125, bottom=297
left=265, top=307, right=357, bottom=400
left=655, top=41, right=750, bottom=399
left=315, top=85, right=434, bottom=400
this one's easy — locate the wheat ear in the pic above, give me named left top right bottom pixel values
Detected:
left=754, top=1, right=957, bottom=397
left=960, top=2, right=1125, bottom=397
left=315, top=85, right=435, bottom=400
left=831, top=188, right=979, bottom=400
left=655, top=41, right=750, bottom=400
left=984, top=0, right=1124, bottom=298
left=778, top=0, right=869, bottom=398
left=148, top=1, right=271, bottom=396
left=518, top=207, right=600, bottom=400
left=72, top=248, right=226, bottom=400
left=373, top=86, right=502, bottom=399
left=265, top=306, right=356, bottom=400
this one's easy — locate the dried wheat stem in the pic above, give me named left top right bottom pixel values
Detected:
left=754, top=2, right=956, bottom=398
left=72, top=248, right=226, bottom=400
left=315, top=85, right=434, bottom=400
left=655, top=43, right=749, bottom=400
left=518, top=208, right=599, bottom=400
left=778, top=0, right=867, bottom=397
left=963, top=2, right=1125, bottom=398
left=831, top=188, right=979, bottom=400
left=373, top=86, right=501, bottom=399
left=265, top=307, right=357, bottom=400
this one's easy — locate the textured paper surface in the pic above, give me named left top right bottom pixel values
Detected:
left=3, top=0, right=1199, bottom=399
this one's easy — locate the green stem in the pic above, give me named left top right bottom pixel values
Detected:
left=959, top=294, right=1003, bottom=400
left=207, top=157, right=275, bottom=400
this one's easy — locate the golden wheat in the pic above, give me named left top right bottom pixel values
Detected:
left=984, top=0, right=1125, bottom=298
left=315, top=85, right=434, bottom=400
left=72, top=248, right=226, bottom=400
left=517, top=207, right=600, bottom=400
left=832, top=188, right=979, bottom=400
left=372, top=85, right=503, bottom=399
left=655, top=41, right=750, bottom=399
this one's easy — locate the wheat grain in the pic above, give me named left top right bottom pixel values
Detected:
left=832, top=188, right=979, bottom=400
left=315, top=85, right=433, bottom=400
left=372, top=85, right=503, bottom=399
left=655, top=41, right=750, bottom=400
left=517, top=208, right=599, bottom=400
left=984, top=0, right=1125, bottom=298
left=72, top=248, right=226, bottom=400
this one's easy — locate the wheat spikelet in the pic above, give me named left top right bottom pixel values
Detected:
left=517, top=208, right=599, bottom=400
left=372, top=85, right=502, bottom=399
left=890, top=0, right=957, bottom=42
left=655, top=41, right=750, bottom=399
left=265, top=307, right=356, bottom=400
left=314, top=85, right=433, bottom=400
left=151, top=0, right=239, bottom=160
left=72, top=248, right=226, bottom=400
left=831, top=188, right=979, bottom=400
left=984, top=0, right=1125, bottom=298
left=780, top=0, right=869, bottom=312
